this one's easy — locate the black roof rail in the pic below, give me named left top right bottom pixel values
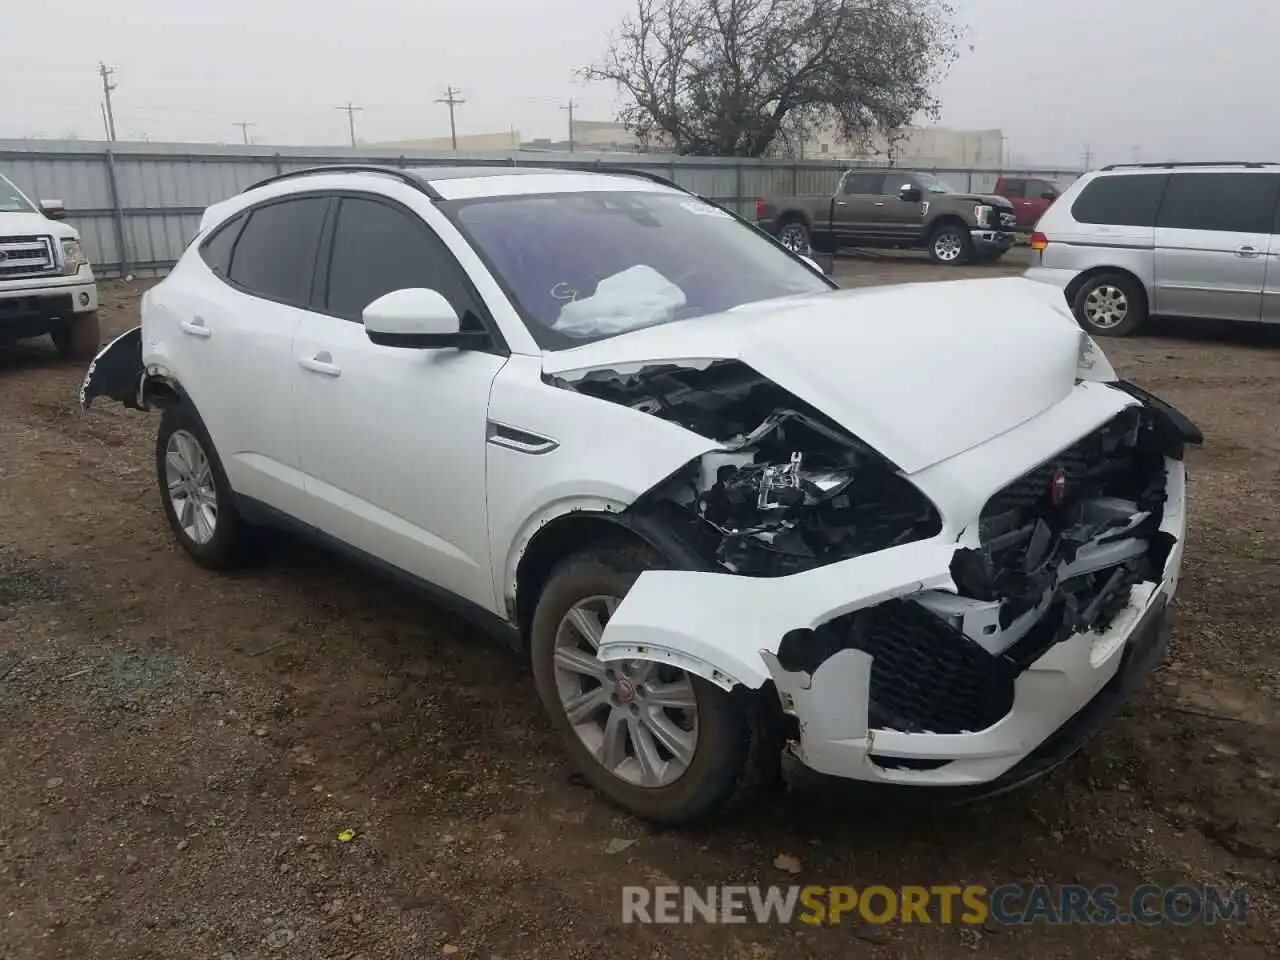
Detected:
left=1100, top=160, right=1280, bottom=171
left=245, top=164, right=442, bottom=199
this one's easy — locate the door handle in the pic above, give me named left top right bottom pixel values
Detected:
left=874, top=201, right=886, bottom=207
left=834, top=200, right=847, bottom=206
left=1235, top=245, right=1261, bottom=259
left=179, top=318, right=211, bottom=338
left=297, top=352, right=341, bottom=377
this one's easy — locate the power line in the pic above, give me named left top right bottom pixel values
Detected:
left=561, top=99, right=578, bottom=152
left=234, top=121, right=256, bottom=145
left=335, top=102, right=362, bottom=148
left=98, top=62, right=118, bottom=142
left=435, top=86, right=465, bottom=150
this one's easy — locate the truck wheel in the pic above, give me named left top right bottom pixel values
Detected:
left=530, top=542, right=778, bottom=825
left=1072, top=273, right=1147, bottom=337
left=927, top=223, right=972, bottom=265
left=51, top=311, right=101, bottom=361
left=155, top=402, right=251, bottom=570
left=775, top=218, right=812, bottom=254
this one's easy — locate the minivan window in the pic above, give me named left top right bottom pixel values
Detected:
left=1071, top=173, right=1169, bottom=227
left=1156, top=172, right=1280, bottom=234
left=227, top=196, right=329, bottom=305
left=324, top=197, right=479, bottom=323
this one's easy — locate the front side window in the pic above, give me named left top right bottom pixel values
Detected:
left=227, top=196, right=329, bottom=304
left=199, top=213, right=245, bottom=276
left=323, top=196, right=477, bottom=322
left=0, top=174, right=36, bottom=214
left=1071, top=173, right=1169, bottom=227
left=843, top=172, right=885, bottom=194
left=909, top=173, right=956, bottom=195
left=446, top=190, right=832, bottom=349
left=1156, top=172, right=1280, bottom=234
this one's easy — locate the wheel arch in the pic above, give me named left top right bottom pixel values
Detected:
left=926, top=214, right=969, bottom=236
left=1065, top=265, right=1150, bottom=314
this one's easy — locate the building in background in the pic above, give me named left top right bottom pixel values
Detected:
left=795, top=124, right=1003, bottom=167
left=369, top=130, right=521, bottom=151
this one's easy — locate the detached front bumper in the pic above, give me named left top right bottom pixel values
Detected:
left=599, top=450, right=1187, bottom=792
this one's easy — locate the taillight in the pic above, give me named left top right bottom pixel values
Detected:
left=1030, top=231, right=1049, bottom=251
left=755, top=198, right=766, bottom=220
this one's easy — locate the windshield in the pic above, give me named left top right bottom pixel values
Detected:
left=447, top=191, right=832, bottom=348
left=914, top=173, right=955, bottom=195
left=0, top=174, right=36, bottom=213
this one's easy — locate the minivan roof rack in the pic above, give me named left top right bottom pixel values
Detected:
left=1100, top=160, right=1280, bottom=171
left=245, top=164, right=443, bottom=199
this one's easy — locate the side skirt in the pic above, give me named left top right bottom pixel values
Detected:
left=234, top=494, right=523, bottom=654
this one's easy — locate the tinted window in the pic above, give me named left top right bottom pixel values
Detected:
left=1156, top=172, right=1280, bottom=234
left=1023, top=179, right=1050, bottom=198
left=324, top=197, right=476, bottom=322
left=199, top=214, right=245, bottom=276
left=997, top=178, right=1024, bottom=197
left=227, top=197, right=329, bottom=304
left=843, top=173, right=885, bottom=194
left=1070, top=173, right=1169, bottom=227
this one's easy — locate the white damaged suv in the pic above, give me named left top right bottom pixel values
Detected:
left=1, top=171, right=99, bottom=358
left=81, top=165, right=1200, bottom=824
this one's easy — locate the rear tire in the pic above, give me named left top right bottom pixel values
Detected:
left=927, top=223, right=972, bottom=265
left=155, top=402, right=251, bottom=570
left=530, top=542, right=778, bottom=825
left=775, top=218, right=812, bottom=254
left=51, top=311, right=100, bottom=361
left=1072, top=272, right=1147, bottom=337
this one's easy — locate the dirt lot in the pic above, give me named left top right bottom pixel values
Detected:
left=1, top=251, right=1277, bottom=959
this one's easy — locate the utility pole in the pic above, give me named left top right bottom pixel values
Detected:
left=98, top=62, right=118, bottom=142
left=561, top=99, right=577, bottom=152
left=436, top=86, right=465, bottom=150
left=336, top=103, right=362, bottom=148
left=234, top=121, right=256, bottom=145
left=1081, top=143, right=1093, bottom=171
left=100, top=103, right=111, bottom=142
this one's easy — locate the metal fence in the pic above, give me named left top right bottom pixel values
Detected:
left=0, top=139, right=1084, bottom=278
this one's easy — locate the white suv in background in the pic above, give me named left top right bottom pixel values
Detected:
left=1025, top=161, right=1280, bottom=336
left=0, top=171, right=99, bottom=358
left=81, top=164, right=1198, bottom=825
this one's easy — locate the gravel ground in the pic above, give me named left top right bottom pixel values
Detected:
left=1, top=251, right=1277, bottom=959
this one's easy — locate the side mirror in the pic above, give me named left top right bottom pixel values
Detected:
left=363, top=288, right=489, bottom=350
left=40, top=199, right=66, bottom=220
left=899, top=185, right=922, bottom=203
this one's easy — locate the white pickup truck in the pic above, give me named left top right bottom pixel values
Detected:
left=0, top=171, right=99, bottom=359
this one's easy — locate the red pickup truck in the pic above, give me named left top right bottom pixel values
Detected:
left=993, top=176, right=1062, bottom=231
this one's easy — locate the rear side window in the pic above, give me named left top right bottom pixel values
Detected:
left=998, top=178, right=1024, bottom=197
left=843, top=173, right=885, bottom=195
left=227, top=196, right=329, bottom=305
left=1070, top=174, right=1168, bottom=227
left=323, top=196, right=478, bottom=323
left=199, top=214, right=244, bottom=276
left=1156, top=172, right=1280, bottom=234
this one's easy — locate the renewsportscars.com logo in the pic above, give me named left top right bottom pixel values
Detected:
left=621, top=884, right=1250, bottom=927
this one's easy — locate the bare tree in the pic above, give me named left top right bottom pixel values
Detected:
left=583, top=0, right=960, bottom=157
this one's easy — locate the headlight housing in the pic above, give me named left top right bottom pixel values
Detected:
left=61, top=237, right=87, bottom=275
left=973, top=204, right=993, bottom=228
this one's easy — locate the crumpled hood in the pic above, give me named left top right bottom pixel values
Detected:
left=951, top=193, right=1014, bottom=209
left=543, top=277, right=1086, bottom=474
left=0, top=210, right=78, bottom=239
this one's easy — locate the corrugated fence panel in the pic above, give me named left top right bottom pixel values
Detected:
left=1, top=140, right=1083, bottom=275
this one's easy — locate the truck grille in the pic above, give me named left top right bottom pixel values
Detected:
left=998, top=210, right=1016, bottom=229
left=0, top=235, right=57, bottom=279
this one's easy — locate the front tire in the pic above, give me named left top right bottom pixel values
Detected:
left=51, top=311, right=101, bottom=361
left=530, top=542, right=777, bottom=825
left=927, top=223, right=972, bottom=265
left=155, top=402, right=250, bottom=570
left=1072, top=273, right=1147, bottom=337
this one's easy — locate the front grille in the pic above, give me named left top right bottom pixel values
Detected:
left=979, top=409, right=1139, bottom=540
left=0, top=235, right=56, bottom=279
left=846, top=599, right=1016, bottom=734
left=998, top=211, right=1016, bottom=228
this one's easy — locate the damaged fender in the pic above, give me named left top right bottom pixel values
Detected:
left=80, top=325, right=145, bottom=410
left=595, top=538, right=958, bottom=690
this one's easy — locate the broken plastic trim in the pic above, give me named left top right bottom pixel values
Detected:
left=80, top=325, right=145, bottom=411
left=567, top=360, right=943, bottom=577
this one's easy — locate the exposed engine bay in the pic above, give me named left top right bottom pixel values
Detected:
left=547, top=360, right=942, bottom=576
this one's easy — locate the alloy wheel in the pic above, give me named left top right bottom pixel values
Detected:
left=552, top=595, right=700, bottom=788
left=1083, top=284, right=1129, bottom=329
left=164, top=429, right=218, bottom=544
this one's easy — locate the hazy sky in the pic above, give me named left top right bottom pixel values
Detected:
left=4, top=0, right=1278, bottom=166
